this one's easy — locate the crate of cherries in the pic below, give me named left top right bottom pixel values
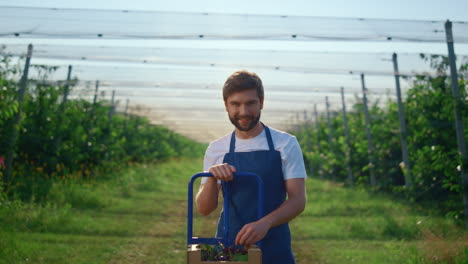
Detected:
left=187, top=242, right=261, bottom=264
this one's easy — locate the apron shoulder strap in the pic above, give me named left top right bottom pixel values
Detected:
left=264, top=125, right=275, bottom=151
left=229, top=131, right=236, bottom=153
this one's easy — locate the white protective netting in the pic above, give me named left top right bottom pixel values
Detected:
left=1, top=6, right=468, bottom=42
left=2, top=6, right=468, bottom=142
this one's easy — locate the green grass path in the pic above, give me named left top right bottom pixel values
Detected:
left=1, top=158, right=202, bottom=264
left=1, top=158, right=467, bottom=263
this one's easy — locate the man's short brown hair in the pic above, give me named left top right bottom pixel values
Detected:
left=223, top=70, right=264, bottom=101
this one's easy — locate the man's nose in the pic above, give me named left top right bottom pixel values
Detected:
left=239, top=104, right=249, bottom=115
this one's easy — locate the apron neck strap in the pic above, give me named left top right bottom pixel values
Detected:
left=229, top=124, right=275, bottom=153
left=264, top=125, right=275, bottom=151
left=229, top=131, right=236, bottom=153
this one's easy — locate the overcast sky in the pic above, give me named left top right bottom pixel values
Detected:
left=1, top=0, right=467, bottom=21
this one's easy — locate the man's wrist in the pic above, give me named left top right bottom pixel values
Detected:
left=206, top=177, right=218, bottom=185
left=259, top=217, right=273, bottom=229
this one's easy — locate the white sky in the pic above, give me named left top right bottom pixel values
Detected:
left=2, top=0, right=467, bottom=21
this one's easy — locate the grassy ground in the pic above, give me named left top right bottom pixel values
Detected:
left=0, top=158, right=202, bottom=264
left=292, top=180, right=468, bottom=264
left=1, top=158, right=467, bottom=263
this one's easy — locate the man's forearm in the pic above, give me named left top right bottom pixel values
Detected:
left=258, top=194, right=306, bottom=229
left=195, top=177, right=219, bottom=216
left=234, top=191, right=306, bottom=246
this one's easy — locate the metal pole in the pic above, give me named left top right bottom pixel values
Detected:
left=304, top=110, right=313, bottom=177
left=108, top=90, right=116, bottom=121
left=124, top=99, right=129, bottom=116
left=303, top=110, right=308, bottom=128
left=105, top=90, right=116, bottom=161
left=392, top=53, right=412, bottom=188
left=361, top=74, right=377, bottom=187
left=123, top=99, right=129, bottom=132
left=87, top=80, right=99, bottom=133
left=83, top=80, right=99, bottom=177
left=93, top=80, right=99, bottom=105
left=445, top=20, right=468, bottom=229
left=52, top=65, right=72, bottom=173
left=88, top=80, right=99, bottom=124
left=325, top=96, right=336, bottom=181
left=3, top=44, right=33, bottom=186
left=341, top=87, right=354, bottom=187
left=123, top=99, right=130, bottom=156
left=304, top=110, right=311, bottom=151
left=63, top=65, right=72, bottom=103
left=296, top=112, right=301, bottom=134
left=314, top=104, right=323, bottom=179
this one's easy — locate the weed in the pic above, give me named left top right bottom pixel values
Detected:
left=382, top=215, right=420, bottom=240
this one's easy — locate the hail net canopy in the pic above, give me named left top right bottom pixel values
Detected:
left=1, top=6, right=467, bottom=142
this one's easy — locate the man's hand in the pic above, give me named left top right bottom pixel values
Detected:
left=234, top=178, right=306, bottom=246
left=235, top=220, right=271, bottom=246
left=209, top=163, right=236, bottom=182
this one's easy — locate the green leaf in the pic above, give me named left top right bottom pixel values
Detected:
left=233, top=254, right=248, bottom=261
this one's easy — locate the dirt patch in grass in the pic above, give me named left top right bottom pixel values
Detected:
left=418, top=230, right=468, bottom=263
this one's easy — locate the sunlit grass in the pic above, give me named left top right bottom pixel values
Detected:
left=291, top=179, right=467, bottom=264
left=0, top=158, right=202, bottom=264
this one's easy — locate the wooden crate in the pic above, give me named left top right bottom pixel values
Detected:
left=187, top=244, right=262, bottom=264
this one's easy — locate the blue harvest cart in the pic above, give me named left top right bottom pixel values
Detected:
left=187, top=172, right=264, bottom=264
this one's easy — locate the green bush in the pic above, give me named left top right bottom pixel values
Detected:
left=293, top=55, right=468, bottom=221
left=0, top=46, right=206, bottom=202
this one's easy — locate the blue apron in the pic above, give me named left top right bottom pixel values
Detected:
left=216, top=125, right=296, bottom=264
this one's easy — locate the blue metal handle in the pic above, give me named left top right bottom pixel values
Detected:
left=187, top=172, right=264, bottom=246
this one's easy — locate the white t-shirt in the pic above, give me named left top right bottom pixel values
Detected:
left=202, top=126, right=307, bottom=183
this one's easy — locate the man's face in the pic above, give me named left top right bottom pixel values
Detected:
left=224, top=89, right=264, bottom=132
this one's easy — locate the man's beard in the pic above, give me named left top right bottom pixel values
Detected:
left=228, top=113, right=261, bottom=132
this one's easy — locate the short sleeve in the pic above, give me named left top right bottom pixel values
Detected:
left=203, top=143, right=217, bottom=172
left=201, top=142, right=223, bottom=184
left=282, top=136, right=307, bottom=180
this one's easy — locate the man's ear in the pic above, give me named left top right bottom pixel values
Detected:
left=224, top=100, right=228, bottom=112
left=260, top=97, right=264, bottom=110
